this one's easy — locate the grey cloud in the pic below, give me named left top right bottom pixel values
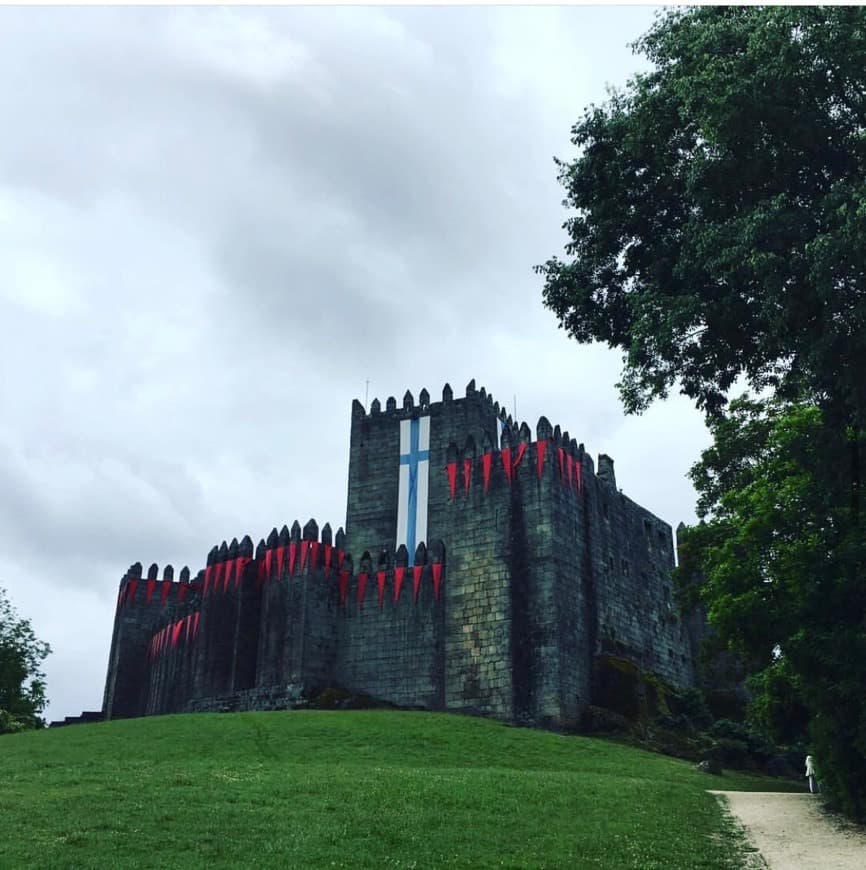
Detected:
left=0, top=7, right=699, bottom=725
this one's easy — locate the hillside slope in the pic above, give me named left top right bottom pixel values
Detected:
left=2, top=711, right=797, bottom=869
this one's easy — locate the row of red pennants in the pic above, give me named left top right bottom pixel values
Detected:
left=144, top=565, right=443, bottom=661
left=443, top=439, right=583, bottom=498
left=122, top=554, right=445, bottom=611
left=203, top=548, right=444, bottom=606
left=337, top=563, right=443, bottom=608
left=147, top=612, right=200, bottom=660
left=119, top=578, right=194, bottom=609
left=201, top=545, right=337, bottom=596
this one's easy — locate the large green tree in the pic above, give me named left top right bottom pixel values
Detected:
left=537, top=6, right=866, bottom=428
left=0, top=588, right=51, bottom=734
left=677, top=398, right=866, bottom=816
left=537, top=6, right=866, bottom=816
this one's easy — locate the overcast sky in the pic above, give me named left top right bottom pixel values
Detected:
left=0, top=6, right=712, bottom=722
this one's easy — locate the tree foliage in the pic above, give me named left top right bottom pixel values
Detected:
left=677, top=399, right=866, bottom=817
left=0, top=588, right=51, bottom=734
left=537, top=6, right=866, bottom=425
left=537, top=5, right=866, bottom=818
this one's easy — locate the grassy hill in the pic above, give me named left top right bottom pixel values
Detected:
left=1, top=710, right=799, bottom=869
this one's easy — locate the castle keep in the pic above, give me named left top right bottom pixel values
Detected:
left=102, top=381, right=695, bottom=727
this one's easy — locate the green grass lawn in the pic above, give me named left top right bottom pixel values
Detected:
left=1, top=711, right=800, bottom=869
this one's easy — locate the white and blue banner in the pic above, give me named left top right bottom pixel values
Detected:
left=396, top=416, right=430, bottom=564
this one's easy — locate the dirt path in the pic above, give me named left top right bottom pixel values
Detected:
left=709, top=791, right=866, bottom=869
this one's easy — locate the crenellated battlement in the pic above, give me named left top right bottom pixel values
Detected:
left=116, top=562, right=201, bottom=611
left=103, top=378, right=694, bottom=726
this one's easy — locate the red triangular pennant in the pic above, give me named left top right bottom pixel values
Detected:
left=357, top=572, right=369, bottom=609
left=214, top=562, right=224, bottom=594
left=310, top=541, right=320, bottom=572
left=300, top=541, right=310, bottom=573
left=145, top=579, right=157, bottom=605
left=482, top=453, right=493, bottom=493
left=445, top=462, right=458, bottom=499
left=235, top=556, right=251, bottom=588
left=394, top=566, right=405, bottom=602
left=376, top=570, right=387, bottom=608
left=463, top=458, right=473, bottom=494
left=431, top=563, right=443, bottom=600
left=412, top=566, right=423, bottom=604
left=126, top=579, right=138, bottom=606
left=288, top=542, right=298, bottom=577
left=337, top=549, right=345, bottom=574
left=264, top=549, right=274, bottom=583
left=338, top=570, right=350, bottom=605
left=223, top=559, right=233, bottom=592
left=323, top=544, right=333, bottom=577
left=557, top=447, right=566, bottom=484
left=536, top=439, right=548, bottom=478
left=275, top=546, right=285, bottom=580
left=501, top=447, right=513, bottom=484
left=566, top=453, right=574, bottom=489
left=512, top=442, right=528, bottom=473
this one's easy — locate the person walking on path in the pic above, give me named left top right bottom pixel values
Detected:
left=805, top=754, right=819, bottom=794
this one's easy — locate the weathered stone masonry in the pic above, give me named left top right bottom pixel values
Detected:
left=102, top=380, right=696, bottom=726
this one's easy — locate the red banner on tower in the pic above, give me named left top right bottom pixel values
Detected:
left=536, top=439, right=548, bottom=478
left=338, top=570, right=350, bottom=605
left=431, top=563, right=443, bottom=600
left=394, top=566, right=405, bottom=602
left=463, top=458, right=473, bottom=494
left=310, top=541, right=320, bottom=572
left=512, top=442, right=528, bottom=473
left=235, top=556, right=251, bottom=588
left=323, top=544, right=333, bottom=577
left=145, top=579, right=156, bottom=605
left=501, top=447, right=512, bottom=484
left=357, top=572, right=369, bottom=608
left=482, top=453, right=493, bottom=492
left=412, top=565, right=423, bottom=604
left=288, top=542, right=298, bottom=577
left=376, top=570, right=387, bottom=608
left=445, top=462, right=458, bottom=499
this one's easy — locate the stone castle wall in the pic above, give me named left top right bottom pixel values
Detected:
left=102, top=380, right=697, bottom=727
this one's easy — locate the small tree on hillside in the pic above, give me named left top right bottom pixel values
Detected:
left=0, top=587, right=51, bottom=734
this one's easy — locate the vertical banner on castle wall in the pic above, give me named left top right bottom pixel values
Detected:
left=397, top=415, right=430, bottom=565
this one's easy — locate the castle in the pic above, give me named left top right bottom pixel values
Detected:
left=101, top=381, right=696, bottom=728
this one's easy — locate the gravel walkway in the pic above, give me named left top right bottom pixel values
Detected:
left=709, top=791, right=866, bottom=869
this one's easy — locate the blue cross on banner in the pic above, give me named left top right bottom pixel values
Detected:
left=397, top=416, right=430, bottom=564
